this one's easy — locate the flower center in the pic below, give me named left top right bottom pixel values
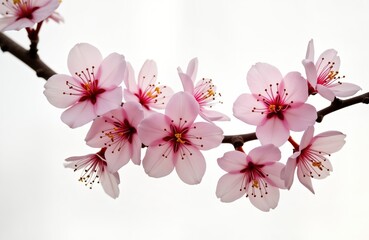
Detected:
left=317, top=59, right=345, bottom=87
left=175, top=133, right=185, bottom=144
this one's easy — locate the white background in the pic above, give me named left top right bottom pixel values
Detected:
left=1, top=0, right=369, bottom=239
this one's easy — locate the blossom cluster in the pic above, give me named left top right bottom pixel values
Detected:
left=41, top=40, right=358, bottom=211
left=1, top=4, right=360, bottom=211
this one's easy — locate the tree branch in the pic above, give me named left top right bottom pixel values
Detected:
left=0, top=32, right=55, bottom=80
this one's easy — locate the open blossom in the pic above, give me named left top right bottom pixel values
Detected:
left=64, top=148, right=120, bottom=199
left=216, top=145, right=286, bottom=212
left=282, top=126, right=346, bottom=193
left=177, top=58, right=230, bottom=122
left=233, top=63, right=317, bottom=147
left=44, top=43, right=126, bottom=128
left=85, top=101, right=144, bottom=172
left=138, top=91, right=223, bottom=185
left=302, top=39, right=361, bottom=101
left=123, top=60, right=174, bottom=115
left=0, top=0, right=60, bottom=31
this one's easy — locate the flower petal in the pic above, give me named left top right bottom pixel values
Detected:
left=123, top=62, right=138, bottom=93
left=186, top=58, right=198, bottom=81
left=316, top=49, right=340, bottom=73
left=311, top=131, right=346, bottom=154
left=233, top=93, right=265, bottom=125
left=67, top=43, right=103, bottom=76
left=263, top=162, right=286, bottom=189
left=247, top=63, right=283, bottom=94
left=317, top=84, right=336, bottom=101
left=94, top=87, right=122, bottom=115
left=61, top=101, right=96, bottom=128
left=282, top=71, right=308, bottom=103
left=302, top=60, right=318, bottom=87
left=217, top=151, right=247, bottom=173
left=248, top=185, right=279, bottom=212
left=175, top=146, right=206, bottom=185
left=138, top=113, right=170, bottom=146
left=329, top=82, right=361, bottom=98
left=300, top=126, right=315, bottom=150
left=138, top=60, right=157, bottom=91
left=256, top=118, right=289, bottom=147
left=165, top=92, right=199, bottom=127
left=105, top=143, right=131, bottom=173
left=142, top=146, right=175, bottom=178
left=43, top=74, right=80, bottom=108
left=178, top=72, right=195, bottom=93
left=305, top=39, right=314, bottom=61
left=188, top=122, right=223, bottom=150
left=282, top=154, right=299, bottom=189
left=284, top=103, right=317, bottom=131
left=199, top=108, right=230, bottom=122
left=247, top=144, right=281, bottom=165
left=147, top=85, right=174, bottom=109
left=297, top=165, right=315, bottom=194
left=96, top=53, right=126, bottom=88
left=216, top=173, right=245, bottom=202
left=99, top=171, right=120, bottom=199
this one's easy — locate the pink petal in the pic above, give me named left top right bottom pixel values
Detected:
left=96, top=53, right=126, bottom=88
left=0, top=17, right=34, bottom=31
left=249, top=185, right=279, bottom=212
left=297, top=166, right=315, bottom=194
left=94, top=87, right=122, bottom=115
left=105, top=143, right=131, bottom=172
left=31, top=0, right=60, bottom=23
left=216, top=173, right=245, bottom=202
left=316, top=49, right=340, bottom=73
left=317, top=84, right=336, bottom=101
left=282, top=154, right=299, bottom=189
left=199, top=108, right=230, bottom=122
left=175, top=146, right=206, bottom=185
left=165, top=92, right=199, bottom=127
left=123, top=89, right=139, bottom=103
left=138, top=60, right=157, bottom=91
left=247, top=63, right=283, bottom=94
left=123, top=62, right=138, bottom=93
left=188, top=122, right=223, bottom=150
left=329, top=82, right=361, bottom=98
left=130, top=135, right=142, bottom=165
left=311, top=131, right=346, bottom=154
left=186, top=58, right=198, bottom=81
left=123, top=101, right=144, bottom=126
left=302, top=60, right=318, bottom=87
left=217, top=151, right=247, bottom=173
left=305, top=39, right=315, bottom=61
left=263, top=162, right=286, bottom=189
left=61, top=101, right=96, bottom=128
left=142, top=146, right=175, bottom=178
left=178, top=72, right=195, bottom=93
left=138, top=113, right=170, bottom=146
left=256, top=118, right=289, bottom=147
left=67, top=43, right=103, bottom=76
left=233, top=93, right=266, bottom=125
left=247, top=144, right=281, bottom=165
left=43, top=74, right=80, bottom=108
left=282, top=72, right=308, bottom=103
left=284, top=103, right=317, bottom=131
left=300, top=126, right=315, bottom=149
left=147, top=85, right=174, bottom=109
left=99, top=171, right=120, bottom=199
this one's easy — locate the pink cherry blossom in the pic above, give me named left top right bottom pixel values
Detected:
left=123, top=60, right=174, bottom=115
left=177, top=58, right=230, bottom=122
left=44, top=43, right=126, bottom=128
left=302, top=39, right=361, bottom=101
left=85, top=101, right=144, bottom=172
left=0, top=0, right=60, bottom=31
left=216, top=145, right=286, bottom=212
left=64, top=148, right=120, bottom=199
left=233, top=62, right=317, bottom=147
left=138, top=91, right=224, bottom=185
left=282, top=126, right=346, bottom=193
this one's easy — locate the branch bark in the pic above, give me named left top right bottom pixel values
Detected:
left=0, top=32, right=56, bottom=80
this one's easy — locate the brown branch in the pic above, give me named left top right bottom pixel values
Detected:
left=0, top=32, right=56, bottom=80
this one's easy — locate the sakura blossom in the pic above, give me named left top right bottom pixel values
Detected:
left=85, top=101, right=144, bottom=173
left=216, top=145, right=286, bottom=212
left=282, top=126, right=346, bottom=193
left=233, top=62, right=317, bottom=147
left=0, top=0, right=60, bottom=31
left=138, top=91, right=223, bottom=185
left=302, top=39, right=361, bottom=101
left=44, top=43, right=126, bottom=128
left=177, top=58, right=230, bottom=122
left=64, top=148, right=120, bottom=199
left=123, top=60, right=174, bottom=115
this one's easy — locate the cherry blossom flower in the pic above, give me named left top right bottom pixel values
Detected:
left=233, top=62, right=317, bottom=147
left=282, top=126, right=346, bottom=193
left=123, top=60, right=174, bottom=115
left=216, top=145, right=286, bottom=212
left=85, top=101, right=144, bottom=172
left=0, top=0, right=60, bottom=31
left=138, top=91, right=223, bottom=185
left=302, top=39, right=361, bottom=101
left=177, top=58, right=230, bottom=122
left=44, top=43, right=126, bottom=128
left=64, top=148, right=120, bottom=199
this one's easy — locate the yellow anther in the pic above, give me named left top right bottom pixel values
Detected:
left=13, top=0, right=21, bottom=4
left=154, top=87, right=160, bottom=94
left=105, top=133, right=114, bottom=141
left=252, top=179, right=259, bottom=188
left=207, top=89, right=215, bottom=97
left=328, top=71, right=339, bottom=80
left=175, top=133, right=185, bottom=144
left=312, top=161, right=323, bottom=170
